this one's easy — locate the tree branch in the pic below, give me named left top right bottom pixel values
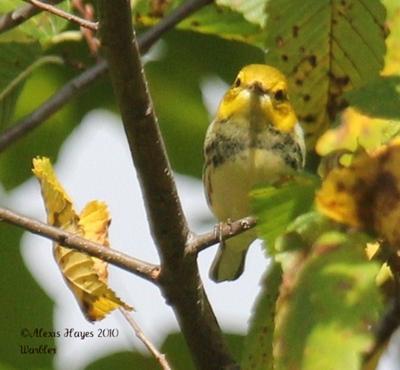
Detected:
left=0, top=0, right=213, bottom=153
left=26, top=0, right=98, bottom=31
left=0, top=206, right=160, bottom=283
left=98, top=1, right=238, bottom=370
left=0, top=0, right=63, bottom=34
left=188, top=216, right=256, bottom=255
left=120, top=309, right=172, bottom=370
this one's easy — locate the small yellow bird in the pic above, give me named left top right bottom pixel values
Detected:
left=203, top=64, right=306, bottom=282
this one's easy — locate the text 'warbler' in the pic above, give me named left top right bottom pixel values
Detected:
left=203, top=64, right=306, bottom=282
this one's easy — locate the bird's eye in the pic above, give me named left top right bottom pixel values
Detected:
left=274, top=89, right=287, bottom=101
left=234, top=78, right=241, bottom=87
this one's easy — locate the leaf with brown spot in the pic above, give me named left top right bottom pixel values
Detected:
left=316, top=138, right=400, bottom=251
left=316, top=148, right=378, bottom=228
left=370, top=145, right=400, bottom=248
left=32, top=157, right=133, bottom=322
left=264, top=0, right=387, bottom=148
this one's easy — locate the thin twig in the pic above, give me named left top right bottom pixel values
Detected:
left=119, top=309, right=172, bottom=370
left=0, top=0, right=63, bottom=34
left=188, top=216, right=257, bottom=255
left=0, top=0, right=214, bottom=153
left=0, top=206, right=160, bottom=283
left=26, top=0, right=98, bottom=31
left=71, top=0, right=99, bottom=54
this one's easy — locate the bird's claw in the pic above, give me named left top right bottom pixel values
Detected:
left=213, top=219, right=233, bottom=247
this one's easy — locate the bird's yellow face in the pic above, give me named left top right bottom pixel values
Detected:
left=217, top=64, right=297, bottom=133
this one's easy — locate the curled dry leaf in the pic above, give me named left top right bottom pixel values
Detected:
left=32, top=156, right=133, bottom=321
left=316, top=138, right=400, bottom=251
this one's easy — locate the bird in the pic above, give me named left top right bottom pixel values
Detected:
left=203, top=64, right=306, bottom=282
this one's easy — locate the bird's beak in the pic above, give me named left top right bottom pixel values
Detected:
left=248, top=81, right=266, bottom=96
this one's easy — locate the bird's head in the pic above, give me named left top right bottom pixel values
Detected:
left=217, top=64, right=298, bottom=133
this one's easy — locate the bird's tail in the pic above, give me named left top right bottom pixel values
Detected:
left=209, top=232, right=254, bottom=282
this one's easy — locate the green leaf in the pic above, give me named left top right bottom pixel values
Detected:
left=0, top=223, right=54, bottom=370
left=242, top=262, right=282, bottom=370
left=160, top=332, right=195, bottom=370
left=145, top=30, right=264, bottom=178
left=275, top=211, right=337, bottom=252
left=274, top=232, right=384, bottom=370
left=250, top=173, right=319, bottom=253
left=345, top=75, right=400, bottom=120
left=264, top=0, right=387, bottom=146
left=216, top=0, right=268, bottom=27
left=0, top=1, right=70, bottom=45
left=0, top=364, right=19, bottom=370
left=0, top=42, right=63, bottom=129
left=0, top=42, right=41, bottom=127
left=133, top=0, right=264, bottom=47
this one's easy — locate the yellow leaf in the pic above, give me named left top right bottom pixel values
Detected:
left=316, top=107, right=400, bottom=158
left=32, top=157, right=77, bottom=227
left=382, top=0, right=400, bottom=76
left=32, top=157, right=133, bottom=321
left=376, top=262, right=394, bottom=286
left=316, top=138, right=400, bottom=251
left=79, top=200, right=110, bottom=283
left=316, top=108, right=400, bottom=179
left=316, top=149, right=378, bottom=228
left=365, top=241, right=381, bottom=260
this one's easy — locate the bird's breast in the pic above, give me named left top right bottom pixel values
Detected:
left=204, top=118, right=303, bottom=171
left=203, top=121, right=304, bottom=221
